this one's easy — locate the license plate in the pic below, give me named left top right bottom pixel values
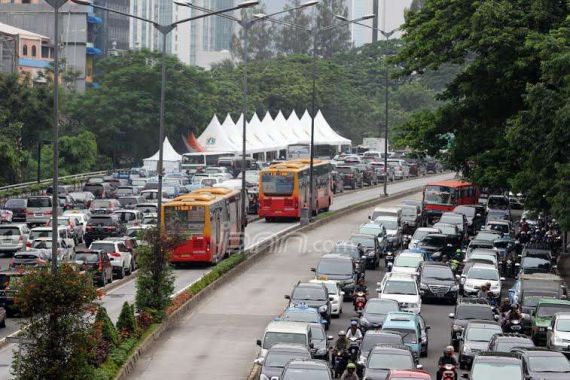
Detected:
left=2, top=239, right=11, bottom=243
left=35, top=213, right=43, bottom=217
left=511, top=325, right=521, bottom=331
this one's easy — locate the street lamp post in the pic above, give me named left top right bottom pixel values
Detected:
left=71, top=0, right=259, bottom=236
left=177, top=1, right=318, bottom=231
left=338, top=17, right=397, bottom=197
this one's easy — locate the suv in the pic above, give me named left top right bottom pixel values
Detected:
left=466, top=352, right=523, bottom=380
left=89, top=240, right=134, bottom=279
left=113, top=210, right=144, bottom=227
left=351, top=233, right=381, bottom=269
left=336, top=165, right=363, bottom=189
left=286, top=282, right=332, bottom=328
left=3, top=199, right=27, bottom=222
left=258, top=344, right=311, bottom=380
left=418, top=262, right=459, bottom=304
left=531, top=298, right=570, bottom=345
left=377, top=273, right=421, bottom=314
left=312, top=254, right=356, bottom=299
left=512, top=347, right=570, bottom=379
left=28, top=226, right=75, bottom=250
left=448, top=299, right=498, bottom=350
left=26, top=196, right=60, bottom=226
left=74, top=247, right=113, bottom=287
left=90, top=199, right=122, bottom=214
left=546, top=312, right=570, bottom=354
left=0, top=224, right=30, bottom=255
left=84, top=215, right=125, bottom=246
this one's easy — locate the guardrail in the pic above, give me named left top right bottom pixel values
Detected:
left=0, top=170, right=110, bottom=199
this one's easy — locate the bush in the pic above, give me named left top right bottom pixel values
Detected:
left=116, top=301, right=137, bottom=339
left=96, top=306, right=118, bottom=346
left=12, top=265, right=98, bottom=380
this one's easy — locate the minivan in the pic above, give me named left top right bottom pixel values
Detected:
left=256, top=321, right=312, bottom=360
left=26, top=196, right=60, bottom=226
left=312, top=254, right=356, bottom=299
left=381, top=311, right=423, bottom=358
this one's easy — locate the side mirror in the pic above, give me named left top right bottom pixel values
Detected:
left=310, top=268, right=316, bottom=272
left=254, top=357, right=264, bottom=365
left=425, top=325, right=431, bottom=330
left=284, top=295, right=291, bottom=300
left=329, top=297, right=334, bottom=302
left=327, top=335, right=334, bottom=341
left=368, top=215, right=371, bottom=220
left=416, top=364, right=423, bottom=369
left=494, top=314, right=500, bottom=321
left=500, top=277, right=506, bottom=281
left=309, top=343, right=314, bottom=349
left=448, top=313, right=455, bottom=319
left=547, top=326, right=553, bottom=331
left=340, top=291, right=345, bottom=297
left=256, top=339, right=262, bottom=347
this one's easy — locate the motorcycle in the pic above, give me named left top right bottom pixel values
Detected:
left=333, top=350, right=349, bottom=378
left=439, top=363, right=457, bottom=380
left=354, top=291, right=367, bottom=313
left=504, top=319, right=522, bottom=333
left=347, top=337, right=360, bottom=363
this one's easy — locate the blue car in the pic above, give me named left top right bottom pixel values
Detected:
left=401, top=248, right=432, bottom=261
left=381, top=312, right=423, bottom=358
left=278, top=304, right=328, bottom=328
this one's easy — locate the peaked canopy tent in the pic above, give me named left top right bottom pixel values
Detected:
left=143, top=137, right=183, bottom=173
left=197, top=115, right=240, bottom=154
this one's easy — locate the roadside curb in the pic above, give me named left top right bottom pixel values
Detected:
left=114, top=184, right=427, bottom=380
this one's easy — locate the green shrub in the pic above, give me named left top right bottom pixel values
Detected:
left=116, top=302, right=137, bottom=338
left=95, top=306, right=118, bottom=347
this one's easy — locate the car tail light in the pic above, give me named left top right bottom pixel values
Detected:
left=110, top=252, right=121, bottom=257
left=18, top=235, right=23, bottom=242
left=105, top=226, right=116, bottom=232
left=26, top=212, right=33, bottom=216
left=86, top=225, right=93, bottom=231
left=43, top=211, right=52, bottom=215
left=26, top=241, right=32, bottom=249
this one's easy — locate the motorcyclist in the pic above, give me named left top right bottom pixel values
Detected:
left=477, top=284, right=488, bottom=299
left=346, top=320, right=363, bottom=340
left=332, top=330, right=349, bottom=365
left=450, top=249, right=463, bottom=273
left=499, top=298, right=511, bottom=314
left=503, top=304, right=522, bottom=328
left=340, top=362, right=359, bottom=380
left=353, top=278, right=368, bottom=310
left=437, top=346, right=458, bottom=380
left=520, top=218, right=529, bottom=233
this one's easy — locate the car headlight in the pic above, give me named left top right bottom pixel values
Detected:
left=319, top=305, right=327, bottom=313
left=451, top=285, right=459, bottom=291
left=367, top=251, right=375, bottom=257
left=453, top=324, right=462, bottom=332
left=419, top=283, right=429, bottom=290
left=539, top=327, right=546, bottom=332
left=463, top=344, right=472, bottom=354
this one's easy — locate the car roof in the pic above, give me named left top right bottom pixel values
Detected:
left=267, top=343, right=311, bottom=354
left=470, top=263, right=497, bottom=270
left=474, top=352, right=521, bottom=363
left=384, top=312, right=418, bottom=326
left=370, top=344, right=413, bottom=355
left=513, top=348, right=565, bottom=357
left=386, top=273, right=417, bottom=281
left=554, top=312, right=570, bottom=320
left=320, top=253, right=352, bottom=261
left=309, top=279, right=338, bottom=287
left=465, top=320, right=501, bottom=329
left=295, top=282, right=325, bottom=290
left=388, top=370, right=431, bottom=379
left=493, top=333, right=532, bottom=341
left=265, top=321, right=310, bottom=333
left=421, top=261, right=451, bottom=268
left=284, top=359, right=329, bottom=371
left=536, top=298, right=570, bottom=305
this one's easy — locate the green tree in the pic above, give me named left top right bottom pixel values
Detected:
left=275, top=0, right=313, bottom=56
left=13, top=266, right=97, bottom=380
left=116, top=302, right=137, bottom=338
left=315, top=0, right=351, bottom=58
left=39, top=131, right=98, bottom=177
left=231, top=6, right=276, bottom=61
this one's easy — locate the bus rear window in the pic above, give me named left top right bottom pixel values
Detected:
left=164, top=206, right=205, bottom=235
left=182, top=155, right=205, bottom=165
left=261, top=173, right=294, bottom=195
left=424, top=185, right=453, bottom=205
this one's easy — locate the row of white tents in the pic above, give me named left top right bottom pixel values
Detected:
left=196, top=110, right=351, bottom=155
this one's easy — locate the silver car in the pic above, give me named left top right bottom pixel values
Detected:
left=26, top=196, right=61, bottom=226
left=0, top=224, right=30, bottom=255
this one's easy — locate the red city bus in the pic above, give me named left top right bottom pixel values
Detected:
left=162, top=187, right=244, bottom=265
left=422, top=180, right=479, bottom=226
left=258, top=159, right=333, bottom=221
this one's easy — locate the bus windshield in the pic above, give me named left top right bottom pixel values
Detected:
left=424, top=185, right=453, bottom=205
left=182, top=155, right=205, bottom=165
left=164, top=206, right=205, bottom=235
left=261, top=173, right=294, bottom=196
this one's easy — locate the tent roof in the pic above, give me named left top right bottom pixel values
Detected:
left=143, top=136, right=182, bottom=162
left=197, top=115, right=239, bottom=153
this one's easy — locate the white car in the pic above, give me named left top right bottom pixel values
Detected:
left=141, top=213, right=158, bottom=228
left=390, top=252, right=424, bottom=275
left=31, top=237, right=74, bottom=262
left=374, top=216, right=401, bottom=248
left=409, top=227, right=440, bottom=249
left=377, top=273, right=421, bottom=314
left=63, top=210, right=90, bottom=235
left=547, top=312, right=570, bottom=354
left=89, top=240, right=134, bottom=279
left=310, top=279, right=343, bottom=317
left=28, top=226, right=75, bottom=250
left=462, top=263, right=504, bottom=299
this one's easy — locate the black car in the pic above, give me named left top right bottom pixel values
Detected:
left=449, top=299, right=499, bottom=350
left=359, top=298, right=400, bottom=332
left=3, top=199, right=27, bottom=222
left=363, top=344, right=420, bottom=380
left=512, top=348, right=570, bottom=380
left=286, top=282, right=332, bottom=326
left=0, top=271, right=25, bottom=316
left=258, top=344, right=312, bottom=380
left=487, top=333, right=535, bottom=353
left=418, top=262, right=459, bottom=303
left=416, top=233, right=458, bottom=259
left=458, top=320, right=503, bottom=369
left=331, top=170, right=345, bottom=194
left=312, top=254, right=357, bottom=299
left=308, top=323, right=331, bottom=360
left=330, top=242, right=366, bottom=278
left=357, top=163, right=379, bottom=186
left=466, top=352, right=523, bottom=380
left=358, top=331, right=404, bottom=365
left=336, top=165, right=364, bottom=189
left=74, top=247, right=114, bottom=287
left=351, top=233, right=381, bottom=269
left=84, top=214, right=125, bottom=246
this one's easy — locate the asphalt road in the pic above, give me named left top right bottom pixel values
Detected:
left=126, top=176, right=458, bottom=379
left=0, top=173, right=454, bottom=378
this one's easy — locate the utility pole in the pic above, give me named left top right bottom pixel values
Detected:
left=372, top=0, right=379, bottom=42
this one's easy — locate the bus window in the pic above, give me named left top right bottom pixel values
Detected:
left=182, top=154, right=205, bottom=166
left=261, top=173, right=294, bottom=195
left=424, top=185, right=452, bottom=205
left=164, top=206, right=205, bottom=235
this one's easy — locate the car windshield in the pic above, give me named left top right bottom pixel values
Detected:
left=265, top=351, right=310, bottom=368
left=89, top=242, right=115, bottom=253
left=163, top=206, right=204, bottom=235
left=466, top=326, right=502, bottom=342
left=359, top=226, right=383, bottom=237
left=421, top=235, right=446, bottom=246
left=365, top=301, right=399, bottom=315
left=384, top=328, right=416, bottom=344
left=319, top=282, right=337, bottom=295
left=394, top=255, right=422, bottom=268
left=440, top=215, right=462, bottom=225
left=263, top=332, right=306, bottom=349
left=496, top=340, right=533, bottom=352
left=28, top=197, right=51, bottom=207
left=367, top=352, right=413, bottom=370
left=310, top=325, right=325, bottom=340
left=5, top=199, right=26, bottom=207
left=292, top=287, right=327, bottom=301
left=454, top=206, right=475, bottom=218
left=467, top=267, right=499, bottom=281
left=422, top=266, right=454, bottom=280
left=282, top=368, right=330, bottom=380
left=472, top=362, right=521, bottom=378
left=33, top=240, right=54, bottom=249
left=383, top=280, right=417, bottom=295
left=413, top=229, right=436, bottom=241
left=475, top=232, right=500, bottom=241
left=351, top=236, right=375, bottom=247
left=119, top=197, right=138, bottom=207
left=528, top=356, right=570, bottom=372
left=488, top=196, right=509, bottom=210
left=330, top=247, right=360, bottom=260
left=142, top=216, right=157, bottom=225
left=537, top=303, right=570, bottom=318
left=375, top=219, right=398, bottom=230
left=522, top=295, right=553, bottom=308
left=131, top=179, right=146, bottom=186
left=282, top=310, right=319, bottom=323
left=361, top=334, right=403, bottom=353
left=0, top=227, right=20, bottom=236
left=435, top=224, right=457, bottom=235
left=556, top=319, right=570, bottom=332
left=317, top=259, right=352, bottom=276
left=75, top=253, right=99, bottom=263
left=456, top=306, right=493, bottom=320
left=424, top=185, right=453, bottom=205
left=91, top=200, right=111, bottom=208
left=488, top=224, right=509, bottom=233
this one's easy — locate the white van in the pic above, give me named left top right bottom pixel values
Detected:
left=256, top=321, right=312, bottom=360
left=370, top=207, right=402, bottom=225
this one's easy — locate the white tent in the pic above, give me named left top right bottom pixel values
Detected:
left=197, top=115, right=239, bottom=153
left=315, top=111, right=351, bottom=146
left=142, top=137, right=183, bottom=173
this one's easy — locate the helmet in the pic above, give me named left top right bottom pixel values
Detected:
left=456, top=249, right=462, bottom=254
left=350, top=320, right=358, bottom=327
left=347, top=363, right=356, bottom=370
left=511, top=304, right=518, bottom=311
left=338, top=330, right=346, bottom=337
left=445, top=345, right=454, bottom=355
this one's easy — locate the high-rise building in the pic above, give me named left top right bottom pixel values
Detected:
left=94, top=0, right=130, bottom=56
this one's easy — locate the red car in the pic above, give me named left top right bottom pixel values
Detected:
left=387, top=369, right=432, bottom=380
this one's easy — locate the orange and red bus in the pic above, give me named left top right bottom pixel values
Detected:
left=161, top=187, right=244, bottom=265
left=258, top=159, right=333, bottom=221
left=422, top=180, right=479, bottom=225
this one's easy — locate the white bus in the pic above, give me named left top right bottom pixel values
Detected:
left=181, top=152, right=234, bottom=173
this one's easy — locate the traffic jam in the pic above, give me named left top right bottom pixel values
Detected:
left=251, top=173, right=569, bottom=380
